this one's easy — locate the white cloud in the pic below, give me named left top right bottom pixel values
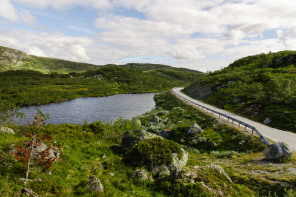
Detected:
left=0, top=30, right=92, bottom=62
left=0, top=0, right=18, bottom=21
left=1, top=0, right=296, bottom=71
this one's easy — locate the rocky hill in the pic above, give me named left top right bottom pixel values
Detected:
left=184, top=51, right=296, bottom=132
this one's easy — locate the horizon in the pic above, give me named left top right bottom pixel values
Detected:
left=1, top=0, right=296, bottom=72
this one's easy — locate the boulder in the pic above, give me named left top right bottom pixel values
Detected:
left=263, top=118, right=272, bottom=125
left=122, top=130, right=162, bottom=151
left=0, top=127, right=15, bottom=134
left=187, top=123, right=203, bottom=136
left=86, top=176, right=104, bottom=193
left=264, top=142, right=293, bottom=160
left=131, top=169, right=154, bottom=182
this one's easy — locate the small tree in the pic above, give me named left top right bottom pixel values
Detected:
left=13, top=108, right=57, bottom=187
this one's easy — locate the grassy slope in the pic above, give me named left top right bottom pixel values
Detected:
left=184, top=51, right=296, bottom=132
left=1, top=92, right=295, bottom=196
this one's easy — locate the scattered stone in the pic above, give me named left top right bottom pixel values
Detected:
left=131, top=169, right=154, bottom=182
left=102, top=154, right=107, bottom=159
left=0, top=127, right=15, bottom=135
left=86, top=176, right=104, bottom=193
left=122, top=130, right=162, bottom=151
left=109, top=173, right=114, bottom=176
left=187, top=123, right=203, bottom=136
left=264, top=142, right=293, bottom=160
left=263, top=118, right=272, bottom=125
left=47, top=171, right=52, bottom=175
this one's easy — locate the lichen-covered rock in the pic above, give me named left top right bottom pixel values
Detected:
left=188, top=123, right=203, bottom=135
left=86, top=176, right=104, bottom=193
left=0, top=127, right=15, bottom=134
left=131, top=169, right=154, bottom=182
left=122, top=130, right=162, bottom=151
left=264, top=142, right=293, bottom=160
left=206, top=164, right=233, bottom=183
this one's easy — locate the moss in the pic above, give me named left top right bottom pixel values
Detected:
left=124, top=138, right=183, bottom=168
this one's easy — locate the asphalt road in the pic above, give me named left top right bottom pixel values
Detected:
left=172, top=87, right=296, bottom=151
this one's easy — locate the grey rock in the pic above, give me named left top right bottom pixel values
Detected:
left=264, top=142, right=293, bottom=160
left=131, top=169, right=154, bottom=182
left=32, top=142, right=57, bottom=159
left=0, top=127, right=15, bottom=134
left=188, top=123, right=203, bottom=135
left=206, top=164, right=233, bottom=183
left=122, top=130, right=162, bottom=150
left=86, top=176, right=104, bottom=193
left=157, top=166, right=171, bottom=178
left=153, top=148, right=188, bottom=174
left=102, top=154, right=107, bottom=159
left=263, top=118, right=272, bottom=125
left=160, top=129, right=171, bottom=138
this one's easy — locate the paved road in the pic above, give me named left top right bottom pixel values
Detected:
left=173, top=87, right=296, bottom=151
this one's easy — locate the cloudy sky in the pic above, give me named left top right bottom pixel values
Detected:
left=0, top=0, right=296, bottom=71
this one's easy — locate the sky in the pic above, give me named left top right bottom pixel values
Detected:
left=0, top=0, right=296, bottom=71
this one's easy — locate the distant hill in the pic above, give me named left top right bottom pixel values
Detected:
left=227, top=50, right=296, bottom=70
left=0, top=46, right=100, bottom=73
left=0, top=46, right=201, bottom=75
left=184, top=51, right=296, bottom=132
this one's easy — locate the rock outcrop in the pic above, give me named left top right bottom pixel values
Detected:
left=264, top=142, right=293, bottom=160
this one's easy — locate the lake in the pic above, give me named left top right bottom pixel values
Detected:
left=15, top=93, right=155, bottom=125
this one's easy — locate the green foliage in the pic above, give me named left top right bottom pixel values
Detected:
left=125, top=138, right=183, bottom=167
left=210, top=150, right=242, bottom=158
left=184, top=51, right=296, bottom=132
left=0, top=65, right=200, bottom=109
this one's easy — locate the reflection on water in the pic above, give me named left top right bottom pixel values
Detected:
left=15, top=93, right=155, bottom=125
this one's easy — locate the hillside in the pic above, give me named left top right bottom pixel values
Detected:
left=183, top=51, right=296, bottom=132
left=1, top=91, right=295, bottom=196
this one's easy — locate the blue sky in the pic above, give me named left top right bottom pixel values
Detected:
left=0, top=0, right=296, bottom=71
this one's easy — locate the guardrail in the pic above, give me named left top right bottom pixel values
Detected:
left=171, top=89, right=271, bottom=145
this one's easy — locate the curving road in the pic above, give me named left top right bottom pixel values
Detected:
left=172, top=87, right=296, bottom=151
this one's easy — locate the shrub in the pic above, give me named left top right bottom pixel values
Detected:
left=124, top=138, right=183, bottom=168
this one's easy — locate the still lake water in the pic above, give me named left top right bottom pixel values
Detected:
left=15, top=93, right=155, bottom=125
